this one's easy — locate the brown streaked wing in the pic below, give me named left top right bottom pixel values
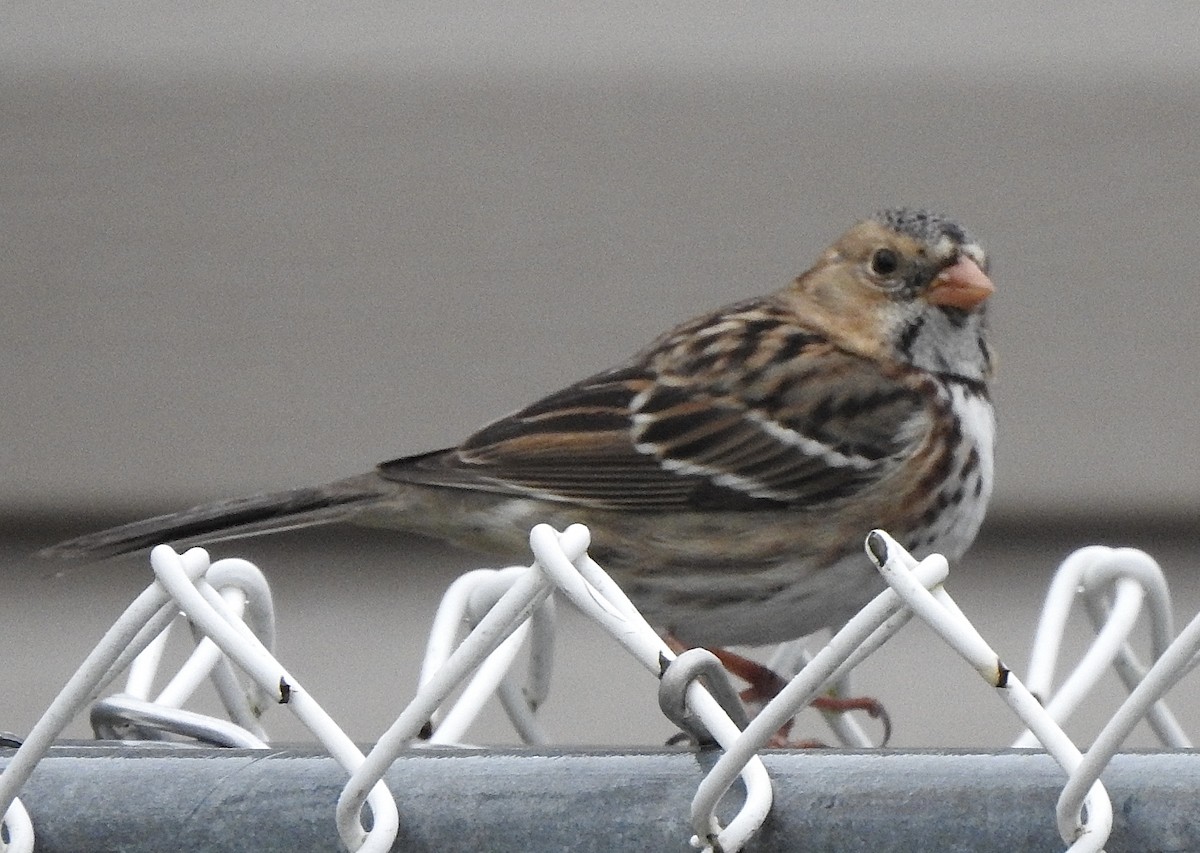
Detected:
left=375, top=363, right=704, bottom=509
left=378, top=311, right=931, bottom=512
left=630, top=334, right=932, bottom=507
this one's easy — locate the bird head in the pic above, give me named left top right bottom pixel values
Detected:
left=787, top=208, right=994, bottom=383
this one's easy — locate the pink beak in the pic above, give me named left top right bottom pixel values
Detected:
left=925, top=257, right=994, bottom=310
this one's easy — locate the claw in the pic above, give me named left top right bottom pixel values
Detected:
left=810, top=694, right=892, bottom=746
left=665, top=635, right=893, bottom=748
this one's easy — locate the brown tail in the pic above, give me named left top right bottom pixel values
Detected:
left=38, top=474, right=389, bottom=561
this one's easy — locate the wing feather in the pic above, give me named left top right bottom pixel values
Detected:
left=377, top=301, right=932, bottom=511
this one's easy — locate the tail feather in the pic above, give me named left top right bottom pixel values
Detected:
left=39, top=474, right=389, bottom=561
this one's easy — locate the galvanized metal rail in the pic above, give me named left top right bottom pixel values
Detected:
left=4, top=745, right=1199, bottom=853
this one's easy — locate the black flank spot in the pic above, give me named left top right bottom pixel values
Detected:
left=923, top=443, right=956, bottom=491
left=945, top=414, right=963, bottom=443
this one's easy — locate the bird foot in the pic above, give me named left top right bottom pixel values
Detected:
left=665, top=635, right=891, bottom=747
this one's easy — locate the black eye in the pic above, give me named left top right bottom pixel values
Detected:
left=870, top=248, right=899, bottom=276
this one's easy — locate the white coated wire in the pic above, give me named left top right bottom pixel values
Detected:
left=427, top=620, right=532, bottom=745
left=0, top=797, right=33, bottom=853
left=146, top=547, right=400, bottom=853
left=6, top=524, right=1200, bottom=853
left=0, top=549, right=212, bottom=853
left=689, top=543, right=950, bottom=851
left=1016, top=546, right=1188, bottom=751
left=867, top=530, right=1113, bottom=851
left=115, top=556, right=277, bottom=741
left=124, top=623, right=171, bottom=699
left=764, top=642, right=877, bottom=747
left=335, top=535, right=565, bottom=849
left=1055, top=599, right=1200, bottom=842
left=526, top=526, right=772, bottom=853
left=417, top=565, right=555, bottom=744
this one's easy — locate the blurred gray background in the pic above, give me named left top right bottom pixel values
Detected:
left=2, top=2, right=1199, bottom=749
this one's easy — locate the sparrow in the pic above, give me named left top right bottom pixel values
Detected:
left=43, top=208, right=996, bottom=648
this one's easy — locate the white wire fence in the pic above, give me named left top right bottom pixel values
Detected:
left=2, top=523, right=1198, bottom=852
